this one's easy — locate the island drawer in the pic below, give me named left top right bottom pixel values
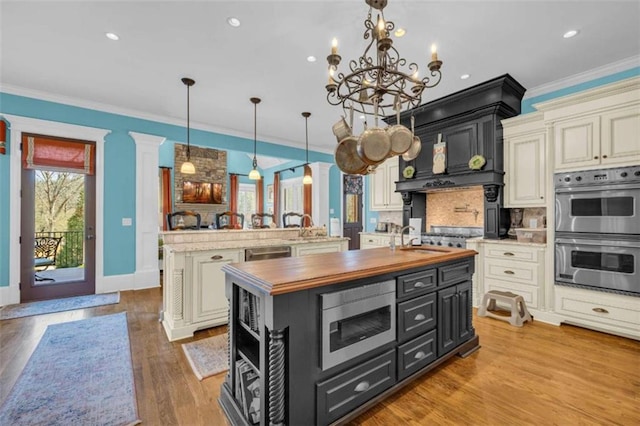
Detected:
left=397, top=293, right=436, bottom=342
left=316, top=349, right=396, bottom=425
left=397, top=268, right=437, bottom=299
left=397, top=329, right=437, bottom=381
left=439, top=261, right=473, bottom=288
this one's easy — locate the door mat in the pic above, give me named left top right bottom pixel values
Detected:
left=0, top=312, right=141, bottom=426
left=182, top=333, right=229, bottom=380
left=0, top=292, right=120, bottom=320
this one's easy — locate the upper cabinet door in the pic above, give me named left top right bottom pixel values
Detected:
left=600, top=105, right=640, bottom=166
left=554, top=116, right=601, bottom=171
left=370, top=156, right=402, bottom=211
left=441, top=122, right=479, bottom=174
left=505, top=132, right=546, bottom=207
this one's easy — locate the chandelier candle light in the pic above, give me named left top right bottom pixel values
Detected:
left=326, top=0, right=443, bottom=175
left=249, top=97, right=261, bottom=180
left=180, top=77, right=196, bottom=175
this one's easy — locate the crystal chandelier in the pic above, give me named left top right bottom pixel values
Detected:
left=325, top=0, right=443, bottom=174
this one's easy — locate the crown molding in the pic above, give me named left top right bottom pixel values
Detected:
left=523, top=55, right=640, bottom=99
left=0, top=83, right=333, bottom=154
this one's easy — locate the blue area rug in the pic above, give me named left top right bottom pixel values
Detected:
left=0, top=292, right=120, bottom=320
left=0, top=312, right=141, bottom=425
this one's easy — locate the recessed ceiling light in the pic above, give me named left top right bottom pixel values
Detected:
left=307, top=56, right=317, bottom=62
left=227, top=17, right=241, bottom=27
left=563, top=29, right=579, bottom=39
left=460, top=74, right=470, bottom=80
left=360, top=115, right=366, bottom=120
left=105, top=32, right=119, bottom=41
left=394, top=28, right=406, bottom=37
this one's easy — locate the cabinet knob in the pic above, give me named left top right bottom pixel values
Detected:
left=211, top=255, right=224, bottom=260
left=503, top=252, right=515, bottom=257
left=414, top=313, right=426, bottom=321
left=504, top=270, right=515, bottom=275
left=354, top=381, right=370, bottom=392
left=414, top=351, right=426, bottom=360
left=592, top=307, right=609, bottom=314
left=594, top=156, right=599, bottom=159
left=540, top=196, right=544, bottom=199
left=602, top=155, right=608, bottom=159
left=414, top=281, right=427, bottom=288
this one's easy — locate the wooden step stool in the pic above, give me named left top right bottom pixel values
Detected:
left=478, top=290, right=532, bottom=327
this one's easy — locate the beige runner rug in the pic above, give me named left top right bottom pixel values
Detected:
left=182, top=333, right=229, bottom=380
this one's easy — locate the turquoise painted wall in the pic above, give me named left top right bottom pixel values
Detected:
left=0, top=93, right=333, bottom=286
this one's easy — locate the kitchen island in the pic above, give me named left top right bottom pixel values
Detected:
left=219, top=245, right=479, bottom=425
left=160, top=228, right=349, bottom=341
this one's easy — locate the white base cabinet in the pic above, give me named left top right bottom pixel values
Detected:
left=293, top=240, right=349, bottom=256
left=359, top=233, right=402, bottom=250
left=555, top=285, right=640, bottom=340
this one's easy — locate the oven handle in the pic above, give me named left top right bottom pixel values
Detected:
left=555, top=183, right=640, bottom=193
left=555, top=237, right=640, bottom=248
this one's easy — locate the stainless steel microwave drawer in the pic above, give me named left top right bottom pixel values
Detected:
left=397, top=329, right=437, bottom=381
left=397, top=268, right=437, bottom=299
left=397, top=292, right=437, bottom=343
left=316, top=349, right=396, bottom=425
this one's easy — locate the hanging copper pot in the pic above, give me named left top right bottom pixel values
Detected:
left=386, top=107, right=412, bottom=156
left=335, top=135, right=368, bottom=175
left=402, top=115, right=422, bottom=161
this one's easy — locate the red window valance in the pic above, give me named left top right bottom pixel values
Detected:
left=22, top=134, right=95, bottom=175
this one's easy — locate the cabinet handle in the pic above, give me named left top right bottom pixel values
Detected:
left=503, top=252, right=515, bottom=257
left=414, top=281, right=427, bottom=288
left=414, top=313, right=426, bottom=321
left=211, top=255, right=224, bottom=260
left=594, top=156, right=599, bottom=159
left=602, top=155, right=608, bottom=159
left=540, top=196, right=544, bottom=199
left=368, top=239, right=374, bottom=243
left=592, top=307, right=609, bottom=314
left=354, top=381, right=370, bottom=392
left=414, top=351, right=426, bottom=360
left=504, top=270, right=515, bottom=275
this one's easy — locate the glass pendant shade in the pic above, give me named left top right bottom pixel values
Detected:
left=181, top=77, right=196, bottom=174
left=181, top=161, right=195, bottom=174
left=302, top=111, right=312, bottom=185
left=249, top=97, right=261, bottom=180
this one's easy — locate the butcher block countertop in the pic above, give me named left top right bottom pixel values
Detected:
left=222, top=246, right=477, bottom=296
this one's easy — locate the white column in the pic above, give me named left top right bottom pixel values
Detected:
left=130, top=131, right=165, bottom=290
left=310, top=162, right=333, bottom=227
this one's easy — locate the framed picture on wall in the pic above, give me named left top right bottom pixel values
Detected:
left=183, top=181, right=223, bottom=204
left=267, top=184, right=274, bottom=203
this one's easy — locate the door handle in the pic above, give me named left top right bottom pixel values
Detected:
left=354, top=381, right=370, bottom=392
left=414, top=281, right=426, bottom=288
left=503, top=252, right=515, bottom=256
left=414, top=313, right=426, bottom=321
left=211, top=255, right=223, bottom=260
left=86, top=235, right=94, bottom=240
left=414, top=351, right=426, bottom=360
left=504, top=270, right=515, bottom=275
left=592, top=307, right=609, bottom=314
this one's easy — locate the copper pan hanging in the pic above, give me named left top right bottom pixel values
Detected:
left=356, top=99, right=391, bottom=165
left=402, top=115, right=422, bottom=161
left=386, top=99, right=413, bottom=156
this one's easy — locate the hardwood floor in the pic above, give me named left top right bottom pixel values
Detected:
left=1, top=287, right=638, bottom=425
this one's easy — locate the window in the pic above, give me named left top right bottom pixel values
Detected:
left=280, top=177, right=303, bottom=215
left=238, top=183, right=256, bottom=229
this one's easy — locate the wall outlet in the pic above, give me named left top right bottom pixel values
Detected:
left=329, top=208, right=334, bottom=214
left=122, top=218, right=132, bottom=226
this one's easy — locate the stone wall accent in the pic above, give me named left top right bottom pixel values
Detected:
left=174, top=143, right=228, bottom=225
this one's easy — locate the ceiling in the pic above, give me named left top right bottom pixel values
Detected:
left=1, top=1, right=639, bottom=156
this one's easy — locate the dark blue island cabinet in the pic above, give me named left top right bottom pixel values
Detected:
left=219, top=246, right=479, bottom=425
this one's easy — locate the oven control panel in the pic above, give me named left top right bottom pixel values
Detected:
left=555, top=165, right=640, bottom=188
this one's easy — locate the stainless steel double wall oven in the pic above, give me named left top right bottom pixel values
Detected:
left=554, top=165, right=640, bottom=296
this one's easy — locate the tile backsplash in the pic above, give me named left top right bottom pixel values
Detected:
left=425, top=187, right=484, bottom=231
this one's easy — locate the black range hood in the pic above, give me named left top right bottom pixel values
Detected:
left=392, top=74, right=526, bottom=239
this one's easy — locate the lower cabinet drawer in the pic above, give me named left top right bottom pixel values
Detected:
left=397, top=269, right=437, bottom=299
left=316, top=349, right=396, bottom=425
left=398, top=293, right=436, bottom=342
left=397, top=330, right=437, bottom=381
left=484, top=258, right=539, bottom=286
left=439, top=261, right=472, bottom=287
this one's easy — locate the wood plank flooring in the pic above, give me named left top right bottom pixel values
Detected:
left=1, top=287, right=638, bottom=425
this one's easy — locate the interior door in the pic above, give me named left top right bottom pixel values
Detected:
left=343, top=175, right=363, bottom=250
left=20, top=134, right=96, bottom=302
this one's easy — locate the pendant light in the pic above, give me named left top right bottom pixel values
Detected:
left=180, top=77, right=196, bottom=174
left=249, top=97, right=261, bottom=180
left=302, top=112, right=312, bottom=185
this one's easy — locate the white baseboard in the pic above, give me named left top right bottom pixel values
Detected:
left=97, top=273, right=137, bottom=294
left=133, top=268, right=161, bottom=291
left=0, top=285, right=20, bottom=307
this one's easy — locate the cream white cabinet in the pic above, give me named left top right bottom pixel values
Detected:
left=535, top=77, right=640, bottom=172
left=555, top=285, right=640, bottom=340
left=503, top=112, right=546, bottom=207
left=370, top=156, right=403, bottom=211
left=472, top=242, right=546, bottom=313
left=359, top=233, right=401, bottom=249
left=294, top=239, right=349, bottom=256
left=162, top=247, right=243, bottom=341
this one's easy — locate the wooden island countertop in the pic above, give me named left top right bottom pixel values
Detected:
left=222, top=245, right=477, bottom=295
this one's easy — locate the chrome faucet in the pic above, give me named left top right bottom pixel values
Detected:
left=399, top=225, right=417, bottom=247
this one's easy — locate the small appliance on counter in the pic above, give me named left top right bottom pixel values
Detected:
left=375, top=221, right=390, bottom=233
